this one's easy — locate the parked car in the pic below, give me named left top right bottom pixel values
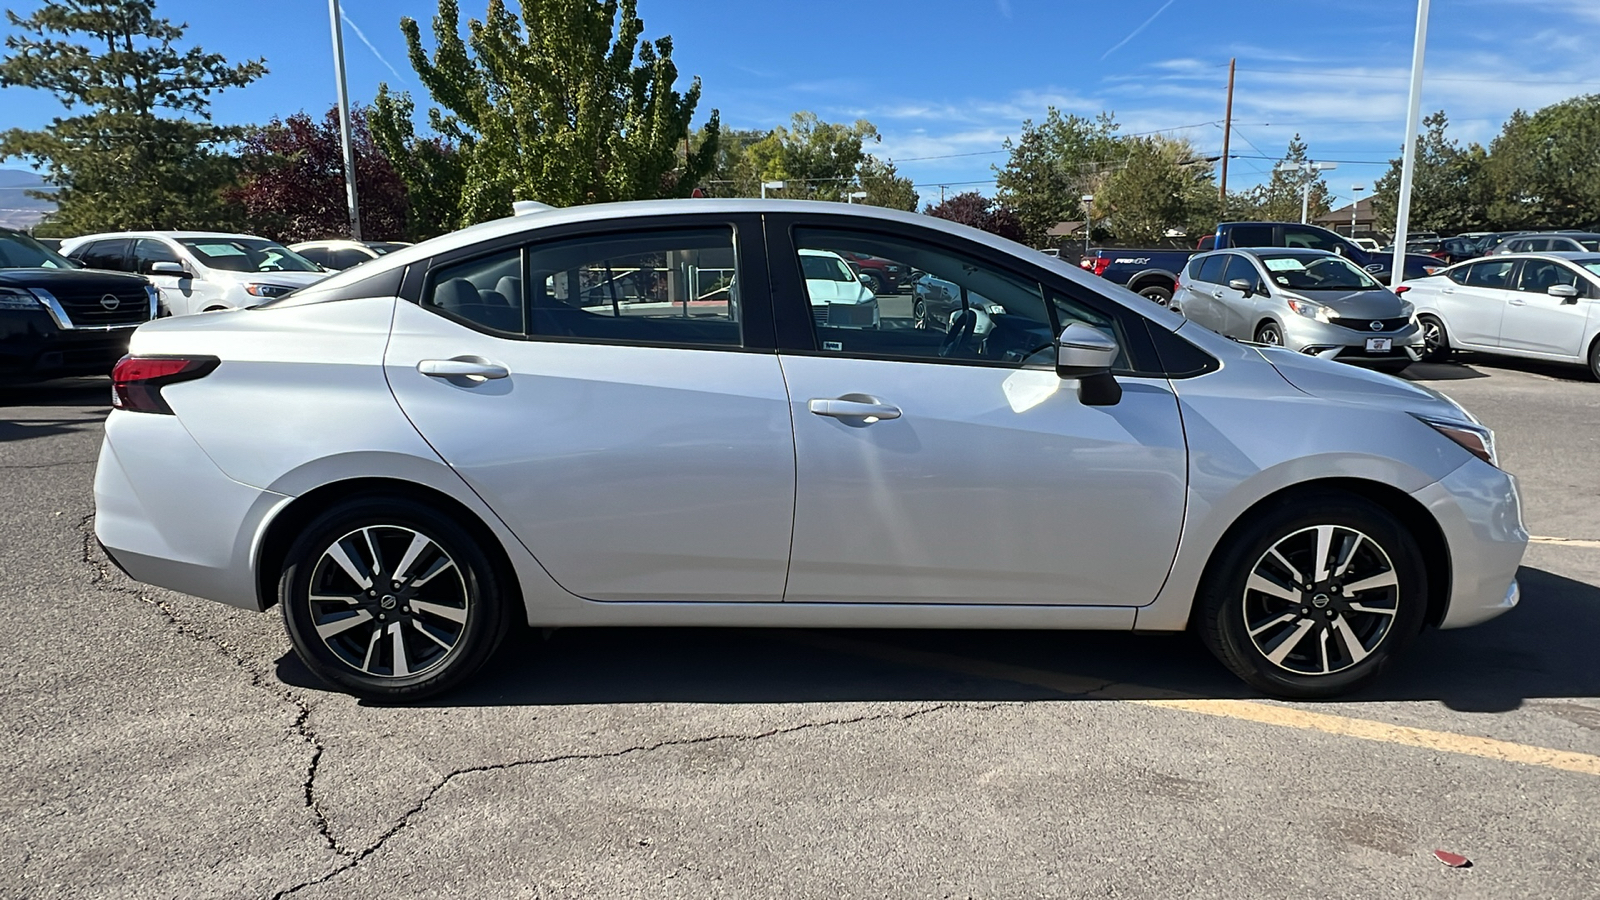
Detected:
left=911, top=272, right=1005, bottom=331
left=1494, top=232, right=1600, bottom=255
left=62, top=232, right=328, bottom=316
left=832, top=249, right=910, bottom=294
left=1208, top=222, right=1444, bottom=284
left=94, top=198, right=1525, bottom=703
left=801, top=248, right=879, bottom=328
left=289, top=239, right=412, bottom=272
left=1173, top=248, right=1423, bottom=374
left=1349, top=237, right=1382, bottom=253
left=1402, top=237, right=1478, bottom=265
left=0, top=227, right=157, bottom=380
left=1402, top=252, right=1600, bottom=379
left=1076, top=247, right=1192, bottom=305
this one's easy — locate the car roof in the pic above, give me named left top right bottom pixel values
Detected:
left=64, top=231, right=275, bottom=244
left=1216, top=247, right=1339, bottom=259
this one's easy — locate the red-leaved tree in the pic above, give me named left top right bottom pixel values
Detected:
left=924, top=191, right=1026, bottom=244
left=228, top=106, right=409, bottom=243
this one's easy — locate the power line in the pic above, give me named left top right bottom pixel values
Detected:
left=1241, top=68, right=1600, bottom=87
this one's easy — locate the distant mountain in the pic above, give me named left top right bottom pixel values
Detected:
left=0, top=169, right=58, bottom=230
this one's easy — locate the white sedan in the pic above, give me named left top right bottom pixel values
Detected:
left=1402, top=252, right=1600, bottom=379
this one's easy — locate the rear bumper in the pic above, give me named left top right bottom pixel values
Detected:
left=1411, top=460, right=1528, bottom=629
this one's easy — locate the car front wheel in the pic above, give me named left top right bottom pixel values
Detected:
left=1195, top=492, right=1428, bottom=698
left=1418, top=315, right=1451, bottom=362
left=279, top=496, right=511, bottom=701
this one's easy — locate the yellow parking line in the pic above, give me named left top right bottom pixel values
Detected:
left=787, top=633, right=1600, bottom=777
left=1529, top=536, right=1600, bottom=549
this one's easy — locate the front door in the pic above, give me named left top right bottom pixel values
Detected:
left=384, top=219, right=797, bottom=602
left=1500, top=259, right=1590, bottom=357
left=769, top=220, right=1188, bottom=606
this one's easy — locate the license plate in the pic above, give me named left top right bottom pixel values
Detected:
left=1365, top=337, right=1392, bottom=353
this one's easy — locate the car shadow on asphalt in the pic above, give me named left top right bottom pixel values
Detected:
left=274, top=566, right=1595, bottom=713
left=1410, top=355, right=1592, bottom=384
left=0, top=377, right=110, bottom=410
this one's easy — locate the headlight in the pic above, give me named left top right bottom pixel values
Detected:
left=243, top=283, right=295, bottom=298
left=1414, top=414, right=1497, bottom=467
left=0, top=286, right=42, bottom=310
left=1286, top=297, right=1331, bottom=323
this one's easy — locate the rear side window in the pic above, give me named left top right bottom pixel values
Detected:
left=330, top=248, right=370, bottom=270
left=424, top=249, right=524, bottom=334
left=1446, top=264, right=1471, bottom=285
left=75, top=239, right=132, bottom=272
left=1464, top=259, right=1516, bottom=288
left=1195, top=254, right=1227, bottom=284
left=296, top=246, right=330, bottom=267
left=1227, top=225, right=1273, bottom=248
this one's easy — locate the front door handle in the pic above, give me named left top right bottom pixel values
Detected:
left=1211, top=290, right=1224, bottom=299
left=808, top=395, right=902, bottom=422
left=418, top=358, right=509, bottom=380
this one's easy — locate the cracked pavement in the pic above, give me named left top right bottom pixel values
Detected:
left=3, top=361, right=1600, bottom=899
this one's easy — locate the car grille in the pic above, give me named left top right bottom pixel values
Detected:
left=48, top=285, right=150, bottom=329
left=1331, top=316, right=1410, bottom=333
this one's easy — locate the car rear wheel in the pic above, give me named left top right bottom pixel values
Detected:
left=1254, top=321, right=1283, bottom=346
left=1137, top=284, right=1173, bottom=306
left=1418, top=315, right=1451, bottom=362
left=1587, top=337, right=1600, bottom=382
left=279, top=496, right=511, bottom=701
left=1195, top=492, right=1428, bottom=698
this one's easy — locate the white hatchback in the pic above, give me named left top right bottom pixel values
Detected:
left=93, top=200, right=1526, bottom=702
left=63, top=231, right=328, bottom=316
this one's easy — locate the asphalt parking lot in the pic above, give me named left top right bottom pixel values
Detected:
left=2, top=355, right=1598, bottom=899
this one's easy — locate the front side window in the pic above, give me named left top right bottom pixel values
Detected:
left=1464, top=259, right=1517, bottom=289
left=0, top=232, right=73, bottom=269
left=793, top=227, right=1058, bottom=367
left=1221, top=254, right=1263, bottom=290
left=1228, top=225, right=1273, bottom=248
left=178, top=238, right=320, bottom=273
left=132, top=239, right=180, bottom=274
left=528, top=227, right=741, bottom=347
left=1514, top=259, right=1580, bottom=294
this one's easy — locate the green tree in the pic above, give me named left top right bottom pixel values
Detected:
left=376, top=0, right=719, bottom=226
left=1098, top=135, right=1218, bottom=243
left=1480, top=95, right=1600, bottom=230
left=370, top=85, right=468, bottom=239
left=0, top=0, right=265, bottom=233
left=857, top=157, right=917, bottom=211
left=1251, top=134, right=1333, bottom=223
left=1371, top=111, right=1488, bottom=235
left=994, top=109, right=1123, bottom=245
left=694, top=112, right=914, bottom=208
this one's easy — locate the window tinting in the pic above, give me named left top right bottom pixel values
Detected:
left=1228, top=225, right=1273, bottom=248
left=527, top=227, right=741, bottom=347
left=1514, top=259, right=1580, bottom=294
left=132, top=239, right=180, bottom=275
left=1464, top=260, right=1516, bottom=288
left=1196, top=254, right=1227, bottom=284
left=330, top=248, right=371, bottom=270
left=424, top=248, right=524, bottom=333
left=296, top=247, right=330, bottom=267
left=1281, top=227, right=1344, bottom=252
left=793, top=227, right=1069, bottom=368
left=0, top=232, right=73, bottom=269
left=75, top=239, right=131, bottom=272
left=1221, top=255, right=1262, bottom=290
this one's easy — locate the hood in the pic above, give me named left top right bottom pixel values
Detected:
left=202, top=268, right=328, bottom=288
left=1256, top=344, right=1469, bottom=421
left=1285, top=287, right=1409, bottom=318
left=806, top=278, right=873, bottom=305
left=0, top=267, right=150, bottom=289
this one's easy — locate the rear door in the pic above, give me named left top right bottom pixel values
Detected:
left=1500, top=258, right=1589, bottom=357
left=384, top=214, right=798, bottom=602
left=1441, top=258, right=1517, bottom=348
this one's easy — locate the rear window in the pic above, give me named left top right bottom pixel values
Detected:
left=1464, top=259, right=1516, bottom=288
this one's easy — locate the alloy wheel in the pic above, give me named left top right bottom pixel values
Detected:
left=1241, top=524, right=1400, bottom=676
left=306, top=525, right=470, bottom=679
left=1422, top=319, right=1443, bottom=354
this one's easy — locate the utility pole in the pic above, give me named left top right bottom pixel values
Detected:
left=1219, top=57, right=1235, bottom=213
left=1391, top=0, right=1431, bottom=288
left=328, top=0, right=361, bottom=240
left=939, top=184, right=948, bottom=204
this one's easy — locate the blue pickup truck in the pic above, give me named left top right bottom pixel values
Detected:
left=1080, top=221, right=1445, bottom=305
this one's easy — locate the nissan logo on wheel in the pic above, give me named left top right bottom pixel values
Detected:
left=100, top=294, right=121, bottom=311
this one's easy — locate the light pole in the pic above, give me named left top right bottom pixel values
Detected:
left=846, top=191, right=868, bottom=204
left=1276, top=160, right=1338, bottom=224
left=328, top=0, right=361, bottom=240
left=1392, top=0, right=1431, bottom=287
left=1350, top=184, right=1365, bottom=236
left=760, top=180, right=785, bottom=199
left=1080, top=194, right=1094, bottom=256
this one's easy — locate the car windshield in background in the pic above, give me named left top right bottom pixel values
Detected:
left=801, top=254, right=854, bottom=282
left=369, top=243, right=409, bottom=255
left=1578, top=239, right=1600, bottom=252
left=178, top=238, right=320, bottom=273
left=1259, top=254, right=1381, bottom=291
left=0, top=232, right=75, bottom=269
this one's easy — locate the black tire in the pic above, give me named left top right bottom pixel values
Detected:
left=1418, top=314, right=1451, bottom=362
left=1254, top=321, right=1283, bottom=346
left=279, top=496, right=512, bottom=702
left=860, top=271, right=884, bottom=294
left=1588, top=337, right=1600, bottom=382
left=912, top=299, right=928, bottom=329
left=1136, top=283, right=1173, bottom=306
left=1194, top=491, right=1428, bottom=699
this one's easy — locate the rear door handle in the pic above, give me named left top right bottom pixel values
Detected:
left=808, top=396, right=902, bottom=422
left=418, top=358, right=509, bottom=380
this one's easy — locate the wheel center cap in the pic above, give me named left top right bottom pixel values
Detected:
left=379, top=595, right=398, bottom=610
left=1311, top=593, right=1332, bottom=609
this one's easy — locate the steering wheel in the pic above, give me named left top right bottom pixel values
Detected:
left=938, top=309, right=977, bottom=358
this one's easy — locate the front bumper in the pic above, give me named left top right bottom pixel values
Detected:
left=0, top=311, right=135, bottom=380
left=1280, top=318, right=1425, bottom=365
left=1410, top=459, right=1528, bottom=629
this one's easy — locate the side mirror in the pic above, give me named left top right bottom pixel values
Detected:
left=1549, top=283, right=1580, bottom=302
left=1228, top=278, right=1254, bottom=297
left=857, top=272, right=872, bottom=287
left=1056, top=322, right=1122, bottom=406
left=149, top=261, right=187, bottom=277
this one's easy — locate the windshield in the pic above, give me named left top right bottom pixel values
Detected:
left=1579, top=239, right=1600, bottom=252
left=801, top=254, right=854, bottom=282
left=369, top=242, right=409, bottom=255
left=178, top=238, right=320, bottom=273
left=0, top=232, right=75, bottom=269
left=1259, top=254, right=1381, bottom=291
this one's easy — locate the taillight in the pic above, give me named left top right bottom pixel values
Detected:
left=1394, top=285, right=1411, bottom=295
left=1092, top=257, right=1111, bottom=277
left=111, top=356, right=219, bottom=414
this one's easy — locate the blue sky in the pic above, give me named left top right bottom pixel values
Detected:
left=4, top=0, right=1600, bottom=211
